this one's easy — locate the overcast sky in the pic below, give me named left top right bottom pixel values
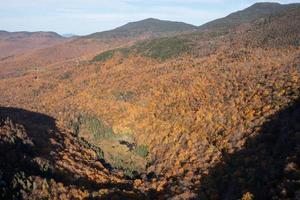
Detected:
left=0, top=0, right=298, bottom=35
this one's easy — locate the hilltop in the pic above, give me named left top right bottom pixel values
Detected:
left=90, top=3, right=300, bottom=62
left=87, top=18, right=197, bottom=39
left=0, top=31, right=69, bottom=59
left=199, top=2, right=300, bottom=31
left=0, top=31, right=64, bottom=39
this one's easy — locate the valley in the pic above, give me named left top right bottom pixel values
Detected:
left=0, top=2, right=300, bottom=200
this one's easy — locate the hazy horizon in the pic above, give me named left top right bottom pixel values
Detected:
left=0, top=0, right=298, bottom=35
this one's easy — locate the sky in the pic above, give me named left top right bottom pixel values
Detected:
left=0, top=0, right=298, bottom=35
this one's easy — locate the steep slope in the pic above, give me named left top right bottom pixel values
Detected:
left=0, top=31, right=69, bottom=59
left=237, top=5, right=300, bottom=48
left=199, top=2, right=300, bottom=31
left=0, top=107, right=142, bottom=199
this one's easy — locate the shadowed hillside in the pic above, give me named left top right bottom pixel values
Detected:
left=198, top=97, right=300, bottom=199
left=151, top=96, right=300, bottom=199
left=1, top=91, right=299, bottom=199
left=0, top=107, right=143, bottom=199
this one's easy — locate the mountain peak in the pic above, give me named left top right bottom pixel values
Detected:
left=86, top=18, right=197, bottom=39
left=115, top=18, right=197, bottom=33
left=199, top=2, right=299, bottom=31
left=142, top=18, right=160, bottom=21
left=246, top=2, right=283, bottom=11
left=251, top=2, right=281, bottom=7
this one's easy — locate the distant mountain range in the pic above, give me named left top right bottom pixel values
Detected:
left=0, top=31, right=68, bottom=59
left=0, top=2, right=299, bottom=61
left=0, top=31, right=64, bottom=39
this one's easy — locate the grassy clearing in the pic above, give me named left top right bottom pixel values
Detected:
left=69, top=114, right=150, bottom=177
left=134, top=144, right=149, bottom=158
left=69, top=115, right=115, bottom=140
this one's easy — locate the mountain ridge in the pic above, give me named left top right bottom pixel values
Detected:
left=85, top=18, right=197, bottom=39
left=0, top=30, right=69, bottom=59
left=199, top=2, right=300, bottom=31
left=0, top=30, right=65, bottom=39
left=1, top=2, right=299, bottom=68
